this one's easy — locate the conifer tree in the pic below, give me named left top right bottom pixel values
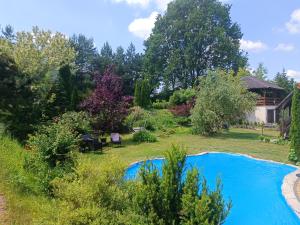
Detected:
left=290, top=84, right=300, bottom=161
left=134, top=80, right=142, bottom=106
left=141, top=79, right=151, bottom=108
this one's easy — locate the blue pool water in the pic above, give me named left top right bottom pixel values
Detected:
left=126, top=153, right=300, bottom=225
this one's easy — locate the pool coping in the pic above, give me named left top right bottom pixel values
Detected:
left=128, top=151, right=300, bottom=219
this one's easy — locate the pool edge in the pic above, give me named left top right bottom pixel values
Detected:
left=282, top=170, right=300, bottom=219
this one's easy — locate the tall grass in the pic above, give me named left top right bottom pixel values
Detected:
left=0, top=136, right=57, bottom=224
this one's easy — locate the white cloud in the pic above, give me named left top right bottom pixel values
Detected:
left=111, top=0, right=150, bottom=7
left=128, top=11, right=159, bottom=39
left=286, top=9, right=300, bottom=34
left=240, top=39, right=268, bottom=52
left=287, top=69, right=300, bottom=81
left=274, top=43, right=295, bottom=52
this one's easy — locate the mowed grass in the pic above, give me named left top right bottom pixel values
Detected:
left=82, top=127, right=291, bottom=166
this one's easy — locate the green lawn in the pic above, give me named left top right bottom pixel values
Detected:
left=82, top=127, right=291, bottom=166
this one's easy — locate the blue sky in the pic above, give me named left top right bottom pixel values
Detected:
left=0, top=0, right=300, bottom=80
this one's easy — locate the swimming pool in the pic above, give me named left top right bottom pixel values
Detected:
left=126, top=153, right=300, bottom=225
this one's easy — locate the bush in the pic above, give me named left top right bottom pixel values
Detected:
left=125, top=108, right=176, bottom=132
left=130, top=146, right=231, bottom=225
left=43, top=159, right=147, bottom=225
left=125, top=107, right=155, bottom=131
left=290, top=84, right=300, bottom=162
left=58, top=111, right=91, bottom=134
left=169, top=88, right=196, bottom=106
left=132, top=130, right=157, bottom=143
left=169, top=100, right=194, bottom=117
left=289, top=149, right=298, bottom=163
left=191, top=71, right=257, bottom=135
left=152, top=99, right=170, bottom=109
left=27, top=119, right=79, bottom=193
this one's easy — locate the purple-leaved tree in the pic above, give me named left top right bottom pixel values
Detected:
left=81, top=66, right=133, bottom=131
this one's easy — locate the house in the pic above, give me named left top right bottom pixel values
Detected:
left=241, top=76, right=287, bottom=125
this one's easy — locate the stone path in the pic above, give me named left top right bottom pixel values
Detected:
left=0, top=194, right=7, bottom=224
left=282, top=169, right=300, bottom=218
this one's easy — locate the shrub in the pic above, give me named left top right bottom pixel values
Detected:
left=44, top=159, right=147, bottom=225
left=169, top=88, right=196, bottom=106
left=27, top=120, right=79, bottom=193
left=191, top=71, right=257, bottom=135
left=58, top=111, right=91, bottom=134
left=290, top=84, right=300, bottom=162
left=125, top=107, right=155, bottom=131
left=152, top=99, right=170, bottom=109
left=132, top=130, right=157, bottom=143
left=130, top=146, right=231, bottom=225
left=125, top=108, right=176, bottom=132
left=289, top=149, right=298, bottom=163
left=169, top=100, right=195, bottom=117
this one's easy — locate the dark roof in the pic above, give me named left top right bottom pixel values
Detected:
left=241, top=76, right=284, bottom=90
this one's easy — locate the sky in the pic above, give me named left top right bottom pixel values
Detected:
left=0, top=0, right=300, bottom=80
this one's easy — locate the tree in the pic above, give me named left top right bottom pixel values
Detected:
left=0, top=51, right=35, bottom=140
left=141, top=79, right=151, bottom=108
left=274, top=69, right=295, bottom=93
left=131, top=146, right=231, bottom=225
left=81, top=66, right=131, bottom=131
left=134, top=80, right=142, bottom=107
left=70, top=34, right=97, bottom=74
left=123, top=43, right=143, bottom=95
left=290, top=84, right=300, bottom=162
left=1, top=24, right=15, bottom=41
left=134, top=79, right=151, bottom=108
left=0, top=26, right=75, bottom=77
left=191, top=71, right=257, bottom=135
left=144, top=0, right=247, bottom=90
left=253, top=63, right=267, bottom=80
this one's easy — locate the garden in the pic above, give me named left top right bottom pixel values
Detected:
left=1, top=0, right=300, bottom=224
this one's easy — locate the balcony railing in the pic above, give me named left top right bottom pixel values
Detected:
left=257, top=97, right=281, bottom=106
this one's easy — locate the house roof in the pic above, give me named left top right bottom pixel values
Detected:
left=241, top=76, right=284, bottom=90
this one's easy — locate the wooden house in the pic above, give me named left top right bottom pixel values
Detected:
left=241, top=76, right=287, bottom=124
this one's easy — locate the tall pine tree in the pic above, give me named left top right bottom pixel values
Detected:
left=290, top=84, right=300, bottom=162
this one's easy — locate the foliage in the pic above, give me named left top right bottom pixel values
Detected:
left=58, top=111, right=91, bottom=134
left=43, top=158, right=148, bottom=225
left=0, top=27, right=78, bottom=140
left=191, top=71, right=257, bottom=135
left=152, top=99, right=170, bottom=109
left=252, top=63, right=267, bottom=80
left=1, top=26, right=75, bottom=77
left=288, top=149, right=298, bottom=163
left=0, top=51, right=36, bottom=140
left=290, top=84, right=300, bottom=162
left=134, top=79, right=151, bottom=108
left=131, top=146, right=231, bottom=225
left=170, top=101, right=195, bottom=117
left=70, top=34, right=97, bottom=74
left=273, top=69, right=295, bottom=93
left=27, top=118, right=79, bottom=192
left=169, top=88, right=196, bottom=106
left=81, top=66, right=131, bottom=132
left=132, top=130, right=157, bottom=143
left=144, top=0, right=247, bottom=90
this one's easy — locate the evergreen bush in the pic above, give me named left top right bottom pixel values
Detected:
left=290, top=84, right=300, bottom=162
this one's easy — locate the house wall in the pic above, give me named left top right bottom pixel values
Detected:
left=246, top=105, right=277, bottom=124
